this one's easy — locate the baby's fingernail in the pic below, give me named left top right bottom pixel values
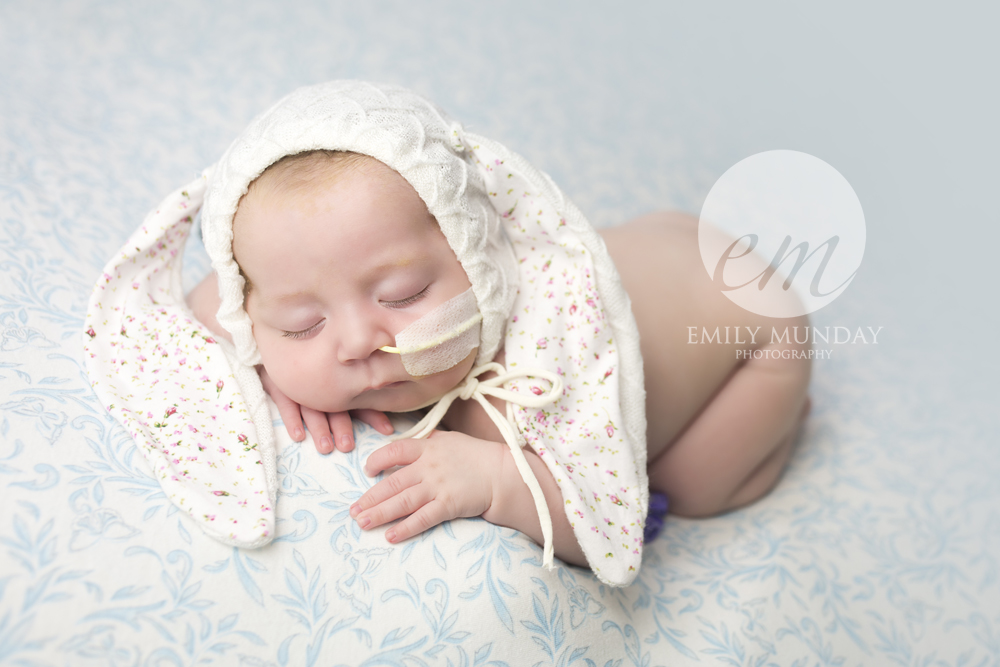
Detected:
left=382, top=421, right=393, bottom=434
left=341, top=434, right=354, bottom=451
left=320, top=436, right=333, bottom=454
left=358, top=516, right=371, bottom=529
left=293, top=428, right=304, bottom=441
left=349, top=503, right=360, bottom=517
left=385, top=528, right=396, bottom=543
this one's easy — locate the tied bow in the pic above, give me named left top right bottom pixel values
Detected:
left=390, top=362, right=563, bottom=568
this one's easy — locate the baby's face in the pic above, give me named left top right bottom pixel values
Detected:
left=232, top=157, right=475, bottom=414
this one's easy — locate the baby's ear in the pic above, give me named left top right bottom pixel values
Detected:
left=84, top=170, right=277, bottom=548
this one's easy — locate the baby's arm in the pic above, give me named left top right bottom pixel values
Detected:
left=352, top=430, right=588, bottom=567
left=186, top=271, right=228, bottom=341
left=186, top=271, right=393, bottom=452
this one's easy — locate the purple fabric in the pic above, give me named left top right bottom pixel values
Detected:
left=643, top=492, right=669, bottom=542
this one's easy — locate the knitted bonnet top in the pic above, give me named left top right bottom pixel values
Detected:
left=84, top=81, right=649, bottom=586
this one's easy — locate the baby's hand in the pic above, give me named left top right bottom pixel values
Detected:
left=350, top=431, right=505, bottom=544
left=257, top=365, right=394, bottom=454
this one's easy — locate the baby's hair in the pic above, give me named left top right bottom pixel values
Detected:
left=234, top=149, right=373, bottom=300
left=246, top=149, right=373, bottom=203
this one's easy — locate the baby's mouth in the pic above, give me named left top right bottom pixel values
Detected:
left=364, top=380, right=408, bottom=392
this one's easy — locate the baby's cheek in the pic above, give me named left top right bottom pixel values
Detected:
left=258, top=339, right=306, bottom=396
left=277, top=344, right=352, bottom=413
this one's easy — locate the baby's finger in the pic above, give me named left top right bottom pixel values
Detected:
left=351, top=467, right=419, bottom=517
left=363, top=439, right=424, bottom=477
left=352, top=409, right=394, bottom=436
left=327, top=412, right=355, bottom=452
left=273, top=398, right=305, bottom=442
left=259, top=368, right=305, bottom=441
left=301, top=406, right=334, bottom=454
left=384, top=499, right=450, bottom=544
left=354, top=484, right=430, bottom=530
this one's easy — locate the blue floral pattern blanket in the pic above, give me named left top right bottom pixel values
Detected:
left=1, top=2, right=997, bottom=665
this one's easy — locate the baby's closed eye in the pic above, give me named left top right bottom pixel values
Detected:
left=380, top=285, right=429, bottom=309
left=282, top=320, right=325, bottom=339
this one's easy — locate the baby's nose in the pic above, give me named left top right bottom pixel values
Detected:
left=336, top=316, right=394, bottom=364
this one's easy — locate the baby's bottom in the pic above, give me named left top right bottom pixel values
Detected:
left=599, top=212, right=812, bottom=518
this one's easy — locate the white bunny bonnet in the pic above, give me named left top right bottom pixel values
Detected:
left=84, top=81, right=649, bottom=586
left=201, top=80, right=518, bottom=374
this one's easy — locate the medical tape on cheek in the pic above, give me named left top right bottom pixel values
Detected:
left=379, top=287, right=482, bottom=376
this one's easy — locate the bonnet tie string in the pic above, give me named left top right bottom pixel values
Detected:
left=389, top=363, right=563, bottom=569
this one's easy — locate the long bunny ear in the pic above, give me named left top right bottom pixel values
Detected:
left=84, top=170, right=277, bottom=548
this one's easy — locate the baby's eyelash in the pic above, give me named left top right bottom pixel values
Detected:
left=280, top=289, right=428, bottom=338
left=382, top=286, right=429, bottom=309
left=282, top=321, right=322, bottom=339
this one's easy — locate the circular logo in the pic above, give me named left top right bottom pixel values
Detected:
left=698, top=150, right=866, bottom=318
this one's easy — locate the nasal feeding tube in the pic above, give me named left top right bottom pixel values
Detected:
left=379, top=287, right=482, bottom=376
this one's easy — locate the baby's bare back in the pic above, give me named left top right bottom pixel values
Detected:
left=601, top=211, right=812, bottom=515
left=600, top=213, right=771, bottom=456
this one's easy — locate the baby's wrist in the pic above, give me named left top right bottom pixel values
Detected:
left=481, top=444, right=528, bottom=529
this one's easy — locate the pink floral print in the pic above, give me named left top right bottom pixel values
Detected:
left=472, top=145, right=646, bottom=584
left=84, top=174, right=274, bottom=547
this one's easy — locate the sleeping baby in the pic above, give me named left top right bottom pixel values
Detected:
left=182, top=81, right=811, bottom=585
